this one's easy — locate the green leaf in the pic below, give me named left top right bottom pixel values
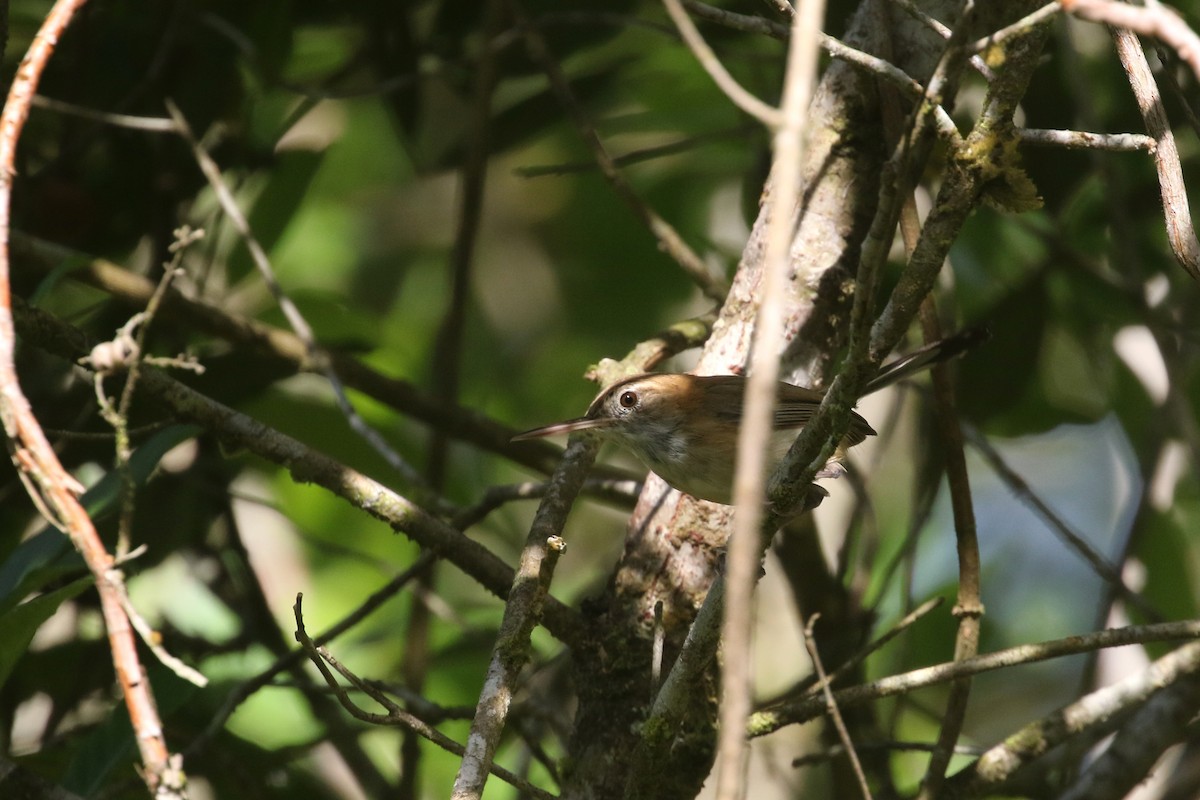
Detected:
left=0, top=576, right=91, bottom=688
left=228, top=150, right=326, bottom=283
left=0, top=425, right=200, bottom=613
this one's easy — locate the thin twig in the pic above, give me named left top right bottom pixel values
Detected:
left=943, top=639, right=1200, bottom=797
left=971, top=1, right=1063, bottom=52
left=515, top=124, right=757, bottom=177
left=98, top=227, right=203, bottom=558
left=793, top=739, right=986, bottom=767
left=963, top=423, right=1162, bottom=622
left=756, top=594, right=943, bottom=714
left=1152, top=42, right=1200, bottom=141
left=662, top=0, right=783, bottom=127
left=888, top=0, right=954, bottom=40
left=115, top=590, right=208, bottom=687
left=1055, top=667, right=1200, bottom=800
left=16, top=230, right=647, bottom=489
left=803, top=614, right=873, bottom=800
left=1106, top=24, right=1200, bottom=281
left=292, top=595, right=556, bottom=800
left=1065, top=0, right=1200, bottom=83
left=164, top=100, right=437, bottom=491
left=914, top=293, right=981, bottom=800
left=191, top=551, right=438, bottom=755
left=680, top=1, right=962, bottom=138
left=717, top=1, right=824, bottom=797
left=451, top=531, right=569, bottom=799
left=13, top=295, right=588, bottom=645
left=30, top=94, right=176, bottom=131
left=1017, top=127, right=1156, bottom=151
left=452, top=477, right=642, bottom=530
left=507, top=0, right=730, bottom=302
left=750, top=619, right=1200, bottom=735
left=411, top=5, right=503, bottom=790
left=874, top=0, right=996, bottom=78
left=0, top=1, right=186, bottom=796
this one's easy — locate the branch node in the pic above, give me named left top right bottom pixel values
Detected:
left=952, top=601, right=985, bottom=620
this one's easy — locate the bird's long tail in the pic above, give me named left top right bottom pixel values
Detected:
left=864, top=326, right=989, bottom=395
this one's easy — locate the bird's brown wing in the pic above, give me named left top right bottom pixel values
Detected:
left=774, top=383, right=877, bottom=445
left=697, top=377, right=875, bottom=446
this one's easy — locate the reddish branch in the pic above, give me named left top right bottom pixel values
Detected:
left=0, top=1, right=184, bottom=796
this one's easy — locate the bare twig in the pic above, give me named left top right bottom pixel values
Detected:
left=515, top=124, right=757, bottom=177
left=0, top=1, right=187, bottom=796
left=16, top=230, right=647, bottom=490
left=31, top=94, right=176, bottom=131
left=878, top=0, right=996, bottom=78
left=662, top=0, right=783, bottom=127
left=944, top=639, right=1200, bottom=797
left=292, top=595, right=556, bottom=800
left=914, top=294, right=981, bottom=799
left=963, top=424, right=1161, bottom=621
left=750, top=620, right=1200, bottom=736
left=888, top=0, right=954, bottom=40
left=165, top=100, right=436, bottom=491
left=1106, top=24, right=1200, bottom=281
left=971, top=1, right=1063, bottom=52
left=408, top=5, right=503, bottom=790
left=717, top=0, right=825, bottom=797
left=1151, top=42, right=1200, bottom=141
left=88, top=227, right=203, bottom=558
left=680, top=1, right=962, bottom=137
left=1065, top=0, right=1200, bottom=82
left=14, top=295, right=588, bottom=645
left=452, top=477, right=642, bottom=530
left=790, top=597, right=944, bottom=703
left=192, top=551, right=438, bottom=754
left=1017, top=127, right=1155, bottom=151
left=1055, top=667, right=1200, bottom=800
left=451, top=532, right=569, bottom=799
left=507, top=0, right=730, bottom=302
left=793, top=740, right=985, bottom=767
left=115, top=590, right=208, bottom=687
left=803, top=614, right=873, bottom=800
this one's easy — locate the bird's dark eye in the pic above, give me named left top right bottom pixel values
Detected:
left=619, top=390, right=638, bottom=409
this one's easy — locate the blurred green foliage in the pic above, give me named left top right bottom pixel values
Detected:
left=1, top=1, right=1199, bottom=798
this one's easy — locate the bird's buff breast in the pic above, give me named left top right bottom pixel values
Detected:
left=614, top=425, right=804, bottom=505
left=610, top=422, right=739, bottom=504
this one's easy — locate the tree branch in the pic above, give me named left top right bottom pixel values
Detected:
left=0, top=1, right=187, bottom=796
left=750, top=620, right=1200, bottom=735
left=11, top=297, right=587, bottom=646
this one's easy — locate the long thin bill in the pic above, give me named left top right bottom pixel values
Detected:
left=511, top=416, right=611, bottom=441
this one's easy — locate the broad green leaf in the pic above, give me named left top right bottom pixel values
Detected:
left=0, top=575, right=91, bottom=687
left=0, top=425, right=200, bottom=613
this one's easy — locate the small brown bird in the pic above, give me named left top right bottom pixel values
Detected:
left=513, top=330, right=984, bottom=504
